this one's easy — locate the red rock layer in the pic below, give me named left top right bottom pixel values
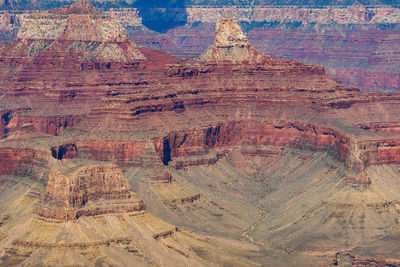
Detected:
left=75, top=139, right=158, bottom=167
left=154, top=121, right=335, bottom=160
left=46, top=164, right=133, bottom=208
left=357, top=122, right=400, bottom=134
left=35, top=201, right=146, bottom=221
left=2, top=6, right=400, bottom=192
left=37, top=164, right=146, bottom=221
left=0, top=147, right=52, bottom=180
left=151, top=119, right=400, bottom=172
left=5, top=114, right=82, bottom=136
left=0, top=3, right=180, bottom=140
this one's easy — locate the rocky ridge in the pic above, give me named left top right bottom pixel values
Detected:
left=1, top=2, right=400, bottom=266
left=195, top=18, right=264, bottom=63
left=37, top=163, right=145, bottom=221
left=15, top=1, right=145, bottom=62
left=2, top=5, right=400, bottom=91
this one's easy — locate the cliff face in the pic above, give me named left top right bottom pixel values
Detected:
left=5, top=1, right=145, bottom=64
left=154, top=121, right=340, bottom=163
left=46, top=164, right=133, bottom=208
left=152, top=120, right=400, bottom=172
left=127, top=6, right=400, bottom=91
left=3, top=2, right=400, bottom=265
left=0, top=1, right=147, bottom=98
left=75, top=138, right=158, bottom=167
left=0, top=2, right=180, bottom=140
left=1, top=5, right=399, bottom=91
left=0, top=147, right=51, bottom=180
left=195, top=18, right=264, bottom=63
left=38, top=163, right=145, bottom=220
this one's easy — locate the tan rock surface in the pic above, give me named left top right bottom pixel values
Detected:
left=2, top=3, right=400, bottom=265
left=195, top=17, right=264, bottom=63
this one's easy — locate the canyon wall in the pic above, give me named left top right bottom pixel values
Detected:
left=75, top=139, right=157, bottom=167
left=37, top=163, right=146, bottom=221
left=131, top=6, right=400, bottom=91
left=6, top=115, right=83, bottom=136
left=187, top=6, right=400, bottom=24
left=152, top=120, right=400, bottom=172
left=152, top=120, right=348, bottom=168
left=1, top=5, right=399, bottom=91
left=0, top=147, right=53, bottom=180
left=46, top=164, right=134, bottom=208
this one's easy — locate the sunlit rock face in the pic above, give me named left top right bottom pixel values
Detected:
left=13, top=1, right=145, bottom=62
left=195, top=18, right=264, bottom=63
left=2, top=1, right=400, bottom=266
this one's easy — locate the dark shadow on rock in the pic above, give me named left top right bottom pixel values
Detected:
left=134, top=0, right=188, bottom=33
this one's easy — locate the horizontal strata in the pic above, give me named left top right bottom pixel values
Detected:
left=1, top=9, right=400, bottom=180
left=1, top=3, right=400, bottom=265
left=0, top=147, right=52, bottom=180
left=152, top=120, right=400, bottom=171
left=35, top=201, right=146, bottom=221
left=3, top=6, right=400, bottom=27
left=2, top=119, right=400, bottom=177
left=2, top=6, right=400, bottom=93
left=12, top=237, right=134, bottom=249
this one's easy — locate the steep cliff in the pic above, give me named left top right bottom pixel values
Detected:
left=1, top=2, right=400, bottom=265
left=126, top=5, right=400, bottom=91
left=1, top=1, right=145, bottom=67
left=0, top=2, right=180, bottom=140
left=37, top=163, right=145, bottom=220
left=1, top=4, right=400, bottom=90
left=195, top=18, right=264, bottom=63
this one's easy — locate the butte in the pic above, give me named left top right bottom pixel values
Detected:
left=1, top=3, right=400, bottom=266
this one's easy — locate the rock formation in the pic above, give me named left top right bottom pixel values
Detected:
left=195, top=18, right=264, bottom=63
left=2, top=2, right=400, bottom=265
left=11, top=1, right=145, bottom=63
left=126, top=5, right=400, bottom=91
left=0, top=1, right=179, bottom=141
left=37, top=163, right=145, bottom=220
left=1, top=4, right=400, bottom=90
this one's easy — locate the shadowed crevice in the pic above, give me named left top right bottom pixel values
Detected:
left=134, top=0, right=188, bottom=33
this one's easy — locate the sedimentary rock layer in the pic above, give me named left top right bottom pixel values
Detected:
left=1, top=3, right=400, bottom=265
left=38, top=163, right=146, bottom=221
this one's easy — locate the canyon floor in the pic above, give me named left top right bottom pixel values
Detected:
left=1, top=1, right=400, bottom=266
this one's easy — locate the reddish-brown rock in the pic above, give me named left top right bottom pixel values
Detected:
left=75, top=138, right=158, bottom=167
left=0, top=147, right=51, bottom=180
left=37, top=163, right=145, bottom=221
left=2, top=4, right=400, bottom=265
left=0, top=2, right=178, bottom=141
left=46, top=164, right=133, bottom=208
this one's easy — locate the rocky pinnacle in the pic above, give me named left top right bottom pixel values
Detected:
left=195, top=17, right=263, bottom=63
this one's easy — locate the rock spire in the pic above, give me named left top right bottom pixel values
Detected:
left=195, top=18, right=264, bottom=63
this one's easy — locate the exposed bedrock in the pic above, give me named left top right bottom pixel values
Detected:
left=75, top=139, right=158, bottom=167
left=154, top=120, right=340, bottom=163
left=2, top=114, right=83, bottom=138
left=352, top=138, right=400, bottom=167
left=357, top=121, right=400, bottom=134
left=2, top=5, right=400, bottom=90
left=15, top=1, right=145, bottom=59
left=46, top=164, right=133, bottom=207
left=0, top=1, right=150, bottom=100
left=166, top=60, right=325, bottom=77
left=153, top=120, right=400, bottom=173
left=0, top=147, right=52, bottom=180
left=37, top=163, right=146, bottom=221
left=50, top=143, right=78, bottom=160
